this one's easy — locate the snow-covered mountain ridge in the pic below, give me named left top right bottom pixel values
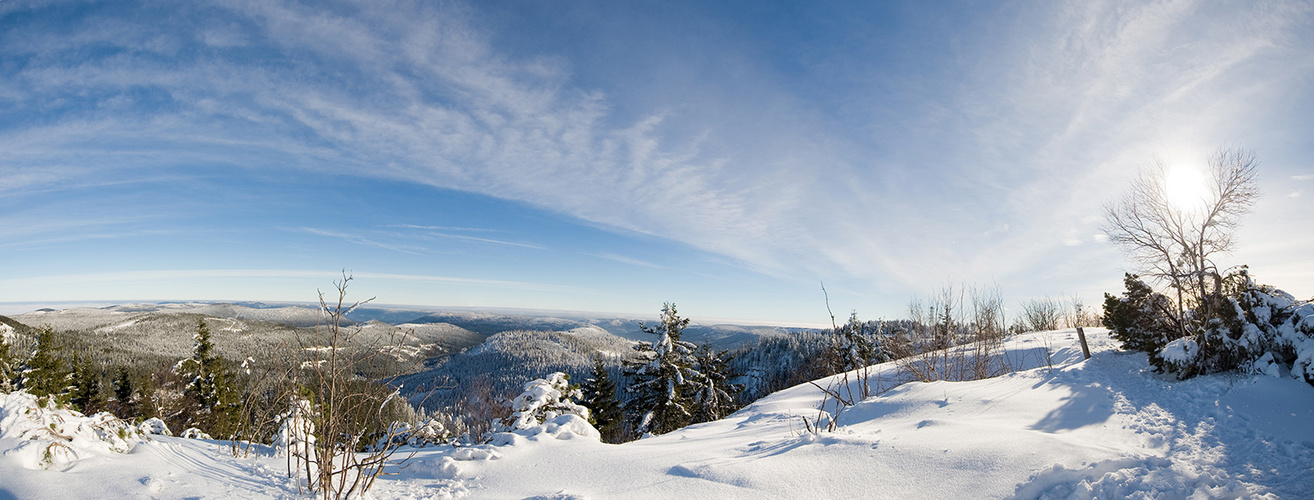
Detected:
left=2, top=327, right=1311, bottom=499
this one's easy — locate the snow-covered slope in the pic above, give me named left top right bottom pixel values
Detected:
left=2, top=328, right=1312, bottom=499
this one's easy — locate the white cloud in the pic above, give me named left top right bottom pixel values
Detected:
left=3, top=0, right=1312, bottom=303
left=1063, top=228, right=1083, bottom=247
left=587, top=252, right=665, bottom=270
left=388, top=224, right=505, bottom=233
left=0, top=268, right=576, bottom=303
left=415, top=231, right=544, bottom=250
left=299, top=227, right=427, bottom=255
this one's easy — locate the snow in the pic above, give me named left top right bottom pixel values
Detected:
left=2, top=328, right=1313, bottom=498
left=95, top=319, right=140, bottom=335
left=1159, top=337, right=1200, bottom=364
left=0, top=392, right=142, bottom=471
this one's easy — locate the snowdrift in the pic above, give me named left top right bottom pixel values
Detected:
left=1, top=328, right=1312, bottom=499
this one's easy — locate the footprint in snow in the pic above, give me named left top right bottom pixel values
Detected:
left=140, top=476, right=164, bottom=493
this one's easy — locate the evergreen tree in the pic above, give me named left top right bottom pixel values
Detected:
left=580, top=357, right=624, bottom=442
left=1103, top=273, right=1181, bottom=372
left=832, top=312, right=884, bottom=373
left=111, top=367, right=140, bottom=418
left=21, top=326, right=72, bottom=404
left=178, top=318, right=239, bottom=436
left=0, top=326, right=15, bottom=393
left=691, top=344, right=741, bottom=423
left=69, top=354, right=107, bottom=414
left=137, top=374, right=162, bottom=420
left=626, top=303, right=701, bottom=435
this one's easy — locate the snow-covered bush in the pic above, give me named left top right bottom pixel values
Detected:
left=1179, top=277, right=1314, bottom=383
left=181, top=427, right=213, bottom=440
left=488, top=413, right=599, bottom=447
left=372, top=418, right=453, bottom=450
left=0, top=391, right=144, bottom=470
left=139, top=417, right=173, bottom=436
left=1109, top=271, right=1314, bottom=384
left=503, top=372, right=589, bottom=431
left=407, top=418, right=453, bottom=446
left=273, top=398, right=315, bottom=459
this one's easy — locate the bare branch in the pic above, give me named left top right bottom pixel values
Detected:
left=1100, top=147, right=1259, bottom=333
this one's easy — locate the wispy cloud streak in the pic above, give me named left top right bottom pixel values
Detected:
left=2, top=0, right=1311, bottom=306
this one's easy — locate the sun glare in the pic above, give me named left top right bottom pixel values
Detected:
left=1164, top=163, right=1210, bottom=211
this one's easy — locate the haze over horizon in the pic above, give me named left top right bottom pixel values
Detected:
left=3, top=0, right=1313, bottom=325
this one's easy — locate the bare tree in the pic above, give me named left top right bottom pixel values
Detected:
left=1018, top=297, right=1063, bottom=332
left=1102, top=147, right=1259, bottom=335
left=282, top=274, right=419, bottom=499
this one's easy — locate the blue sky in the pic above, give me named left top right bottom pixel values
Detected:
left=2, top=0, right=1312, bottom=326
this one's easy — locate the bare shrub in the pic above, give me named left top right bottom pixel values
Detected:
left=896, top=283, right=1014, bottom=383
left=280, top=274, right=421, bottom=499
left=1066, top=295, right=1102, bottom=328
left=898, top=283, right=972, bottom=382
left=801, top=285, right=907, bottom=434
left=1018, top=297, right=1064, bottom=332
left=967, top=284, right=1010, bottom=379
left=449, top=376, right=512, bottom=441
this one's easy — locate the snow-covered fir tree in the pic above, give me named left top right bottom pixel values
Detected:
left=504, top=372, right=590, bottom=430
left=626, top=303, right=705, bottom=435
left=20, top=326, right=72, bottom=404
left=691, top=344, right=741, bottom=423
left=581, top=357, right=624, bottom=442
left=831, top=312, right=890, bottom=373
left=177, top=318, right=239, bottom=436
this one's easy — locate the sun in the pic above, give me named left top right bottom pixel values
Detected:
left=1163, top=162, right=1210, bottom=212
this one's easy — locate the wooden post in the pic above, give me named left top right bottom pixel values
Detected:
left=1076, top=326, right=1091, bottom=360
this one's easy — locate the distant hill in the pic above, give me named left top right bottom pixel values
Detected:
left=396, top=325, right=639, bottom=409
left=404, top=311, right=809, bottom=351
left=0, top=315, right=34, bottom=336
left=4, top=302, right=822, bottom=420
left=9, top=304, right=485, bottom=373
